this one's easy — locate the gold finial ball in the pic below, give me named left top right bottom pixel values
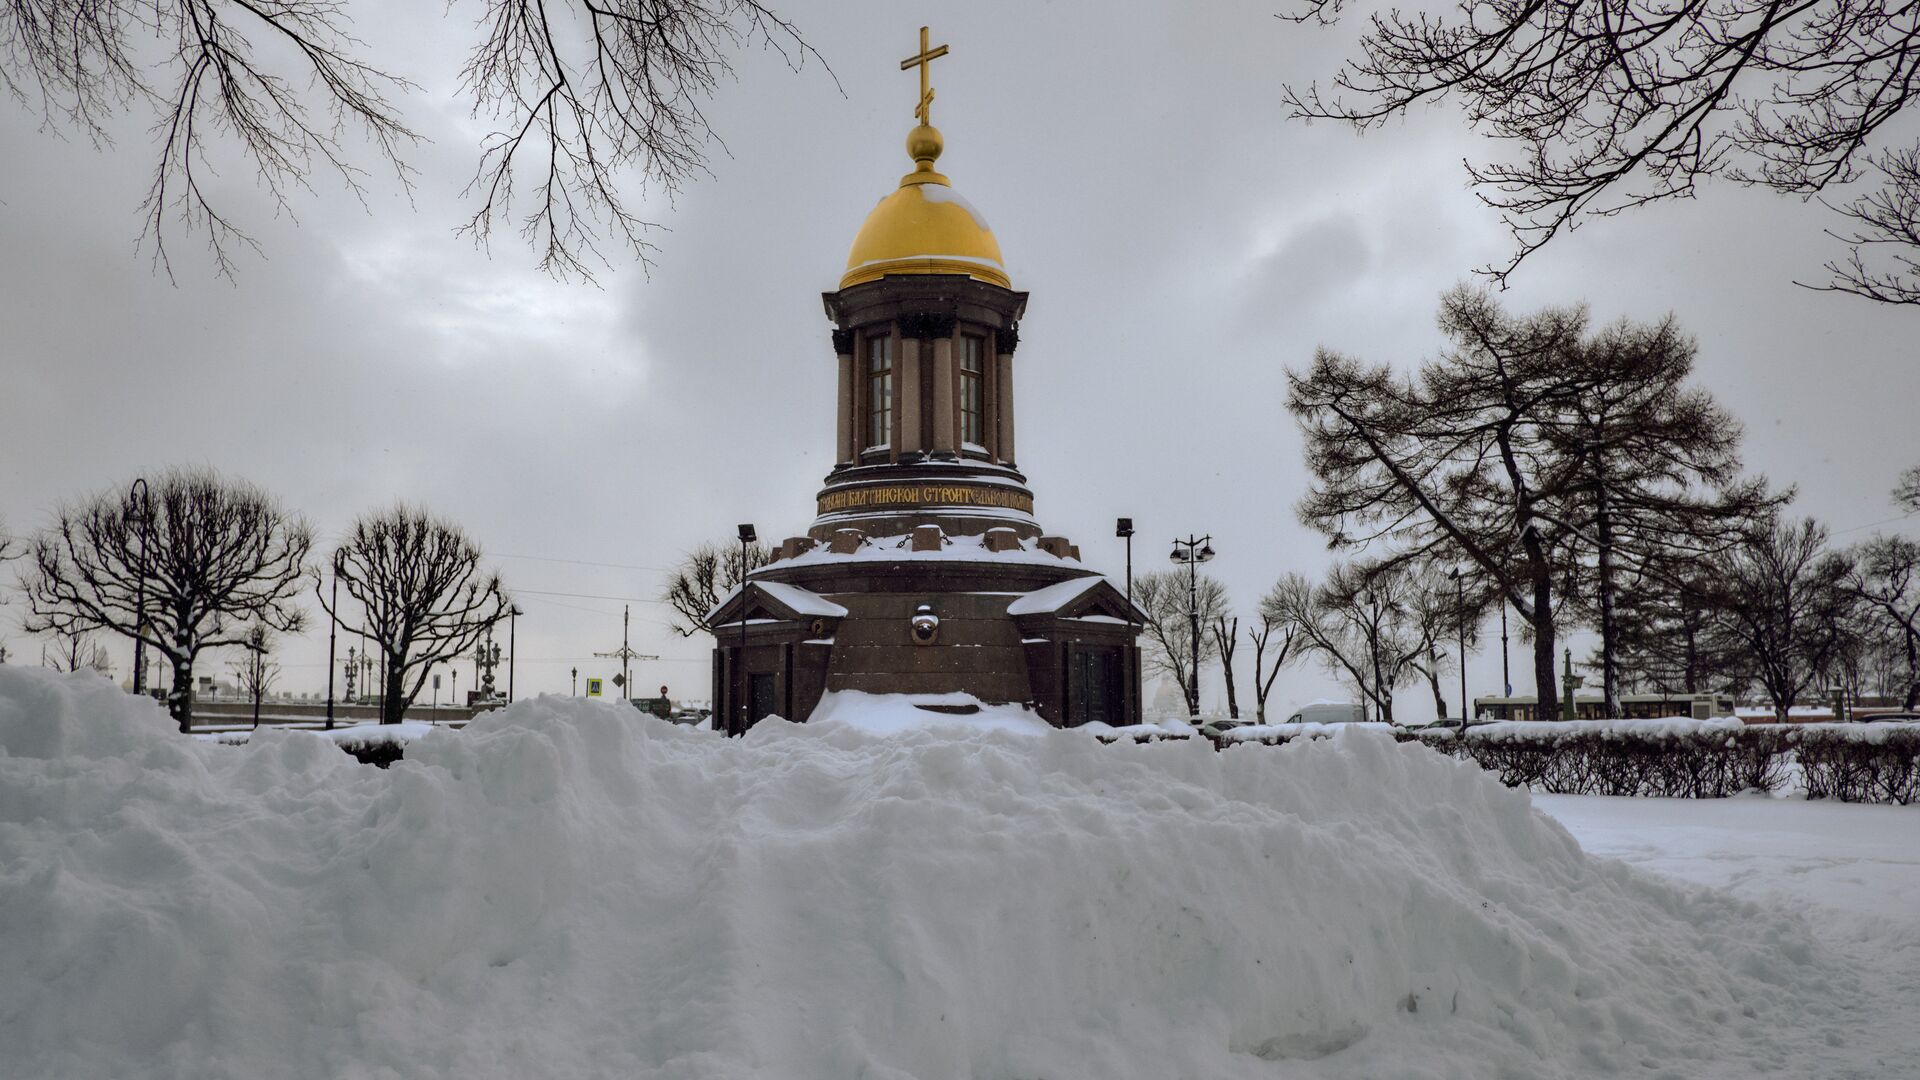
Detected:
left=907, top=124, right=944, bottom=165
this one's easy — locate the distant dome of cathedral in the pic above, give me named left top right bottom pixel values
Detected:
left=840, top=123, right=1010, bottom=290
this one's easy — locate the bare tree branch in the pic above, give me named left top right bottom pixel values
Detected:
left=1283, top=0, right=1920, bottom=301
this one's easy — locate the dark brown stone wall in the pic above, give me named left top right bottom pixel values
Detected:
left=825, top=591, right=1034, bottom=703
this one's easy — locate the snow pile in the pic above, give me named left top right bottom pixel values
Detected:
left=1223, top=721, right=1397, bottom=742
left=0, top=667, right=1851, bottom=1078
left=807, top=689, right=1053, bottom=736
left=193, top=719, right=441, bottom=748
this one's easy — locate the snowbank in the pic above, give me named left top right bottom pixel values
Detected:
left=193, top=719, right=441, bottom=748
left=806, top=689, right=1053, bottom=736
left=0, top=667, right=1849, bottom=1078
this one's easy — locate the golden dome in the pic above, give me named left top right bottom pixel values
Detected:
left=840, top=123, right=1010, bottom=290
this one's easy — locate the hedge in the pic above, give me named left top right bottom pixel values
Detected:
left=1162, top=720, right=1920, bottom=805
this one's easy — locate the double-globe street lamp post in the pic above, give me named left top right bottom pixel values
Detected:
left=1169, top=534, right=1214, bottom=718
left=326, top=551, right=341, bottom=731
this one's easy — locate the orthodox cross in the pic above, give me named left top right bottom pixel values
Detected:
left=900, top=25, right=949, bottom=125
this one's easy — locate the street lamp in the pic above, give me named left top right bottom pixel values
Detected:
left=1169, top=534, right=1214, bottom=719
left=1499, top=599, right=1511, bottom=696
left=571, top=666, right=578, bottom=696
left=508, top=605, right=523, bottom=702
left=128, top=478, right=152, bottom=696
left=326, top=550, right=341, bottom=731
left=1117, top=518, right=1135, bottom=722
left=1448, top=566, right=1468, bottom=734
left=248, top=634, right=266, bottom=730
left=736, top=523, right=757, bottom=737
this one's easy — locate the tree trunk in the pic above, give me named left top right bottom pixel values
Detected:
left=168, top=650, right=193, bottom=733
left=1905, top=629, right=1919, bottom=711
left=1216, top=618, right=1240, bottom=720
left=1594, top=488, right=1622, bottom=717
left=1526, top=533, right=1559, bottom=718
left=1251, top=636, right=1268, bottom=723
left=383, top=657, right=407, bottom=725
left=1426, top=649, right=1448, bottom=720
left=1681, top=601, right=1700, bottom=695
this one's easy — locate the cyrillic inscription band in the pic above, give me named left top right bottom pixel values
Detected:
left=819, top=483, right=1034, bottom=515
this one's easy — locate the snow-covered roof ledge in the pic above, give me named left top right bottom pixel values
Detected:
left=1006, top=575, right=1150, bottom=625
left=706, top=579, right=849, bottom=625
left=1006, top=576, right=1103, bottom=616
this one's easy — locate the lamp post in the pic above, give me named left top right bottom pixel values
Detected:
left=1117, top=518, right=1135, bottom=722
left=128, top=478, right=151, bottom=696
left=1499, top=601, right=1511, bottom=696
left=325, top=550, right=340, bottom=731
left=1448, top=567, right=1468, bottom=734
left=571, top=666, right=578, bottom=696
left=736, top=523, right=757, bottom=737
left=1169, top=534, right=1214, bottom=718
left=248, top=634, right=266, bottom=730
left=508, top=605, right=522, bottom=702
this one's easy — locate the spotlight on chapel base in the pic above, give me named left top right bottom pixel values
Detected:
left=705, top=27, right=1144, bottom=733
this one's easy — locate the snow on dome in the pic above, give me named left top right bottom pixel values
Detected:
left=841, top=180, right=1009, bottom=289
left=0, top=666, right=1860, bottom=1078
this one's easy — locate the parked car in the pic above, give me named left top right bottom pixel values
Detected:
left=1281, top=702, right=1367, bottom=725
left=1199, top=718, right=1253, bottom=738
left=1855, top=711, right=1920, bottom=723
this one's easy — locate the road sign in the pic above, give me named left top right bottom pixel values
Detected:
left=586, top=677, right=603, bottom=698
left=432, top=674, right=441, bottom=689
left=612, top=673, right=626, bottom=688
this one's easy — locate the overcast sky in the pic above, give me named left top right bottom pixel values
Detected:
left=3, top=0, right=1916, bottom=716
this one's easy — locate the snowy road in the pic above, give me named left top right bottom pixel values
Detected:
left=1538, top=794, right=1920, bottom=1079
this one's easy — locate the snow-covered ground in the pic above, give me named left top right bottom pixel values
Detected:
left=1536, top=792, right=1920, bottom=1077
left=3, top=667, right=1915, bottom=1079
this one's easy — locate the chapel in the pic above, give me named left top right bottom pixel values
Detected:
left=707, top=28, right=1143, bottom=733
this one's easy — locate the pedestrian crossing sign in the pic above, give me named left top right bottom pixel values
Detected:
left=586, top=677, right=603, bottom=698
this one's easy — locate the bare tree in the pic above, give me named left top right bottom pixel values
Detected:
left=1133, top=570, right=1228, bottom=717
left=1264, top=563, right=1428, bottom=724
left=1708, top=518, right=1854, bottom=722
left=661, top=538, right=772, bottom=637
left=1291, top=287, right=1588, bottom=711
left=41, top=625, right=113, bottom=675
left=0, top=515, right=22, bottom=563
left=1845, top=535, right=1920, bottom=709
left=227, top=625, right=280, bottom=729
left=321, top=506, right=510, bottom=724
left=1896, top=465, right=1920, bottom=514
left=1211, top=614, right=1240, bottom=720
left=1400, top=562, right=1488, bottom=722
left=1282, top=0, right=1920, bottom=304
left=1, top=0, right=824, bottom=280
left=24, top=468, right=312, bottom=730
left=1245, top=601, right=1300, bottom=723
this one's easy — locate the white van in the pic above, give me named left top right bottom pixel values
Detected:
left=1283, top=701, right=1367, bottom=725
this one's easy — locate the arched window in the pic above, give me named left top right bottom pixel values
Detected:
left=866, top=335, right=892, bottom=449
